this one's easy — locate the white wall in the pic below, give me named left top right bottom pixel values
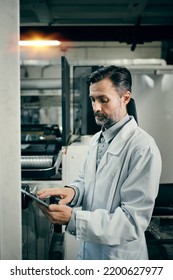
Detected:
left=132, top=73, right=173, bottom=183
left=0, top=0, right=21, bottom=259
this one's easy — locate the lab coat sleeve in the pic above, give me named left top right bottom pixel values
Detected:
left=67, top=143, right=162, bottom=246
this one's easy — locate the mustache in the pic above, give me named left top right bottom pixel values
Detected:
left=94, top=112, right=108, bottom=118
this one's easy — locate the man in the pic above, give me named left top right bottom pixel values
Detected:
left=37, top=65, right=162, bottom=260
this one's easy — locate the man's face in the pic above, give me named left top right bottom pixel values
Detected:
left=89, top=78, right=130, bottom=129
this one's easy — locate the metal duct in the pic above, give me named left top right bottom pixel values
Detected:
left=21, top=78, right=61, bottom=90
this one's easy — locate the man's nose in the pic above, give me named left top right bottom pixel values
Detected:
left=93, top=100, right=101, bottom=112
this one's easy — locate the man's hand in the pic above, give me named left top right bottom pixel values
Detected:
left=37, top=187, right=75, bottom=205
left=37, top=203, right=72, bottom=225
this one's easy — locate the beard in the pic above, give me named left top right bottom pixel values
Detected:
left=94, top=112, right=115, bottom=128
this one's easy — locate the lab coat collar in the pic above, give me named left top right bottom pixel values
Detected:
left=102, top=114, right=130, bottom=144
left=92, top=116, right=137, bottom=148
left=96, top=117, right=137, bottom=172
left=108, top=116, right=137, bottom=155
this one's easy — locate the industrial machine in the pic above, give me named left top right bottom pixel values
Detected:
left=21, top=124, right=62, bottom=180
left=21, top=57, right=71, bottom=260
left=146, top=183, right=173, bottom=259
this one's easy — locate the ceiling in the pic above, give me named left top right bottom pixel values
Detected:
left=20, top=0, right=173, bottom=50
left=20, top=0, right=173, bottom=26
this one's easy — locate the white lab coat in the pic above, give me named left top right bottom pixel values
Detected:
left=67, top=117, right=162, bottom=259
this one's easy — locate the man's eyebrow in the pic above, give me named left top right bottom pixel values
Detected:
left=89, top=94, right=108, bottom=98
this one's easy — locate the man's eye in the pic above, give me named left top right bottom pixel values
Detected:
left=99, top=97, right=109, bottom=103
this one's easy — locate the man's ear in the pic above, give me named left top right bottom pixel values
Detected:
left=123, top=91, right=131, bottom=105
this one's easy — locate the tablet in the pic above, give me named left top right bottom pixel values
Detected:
left=21, top=188, right=54, bottom=208
left=21, top=188, right=71, bottom=207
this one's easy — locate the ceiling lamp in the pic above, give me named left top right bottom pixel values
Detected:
left=19, top=40, right=61, bottom=47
